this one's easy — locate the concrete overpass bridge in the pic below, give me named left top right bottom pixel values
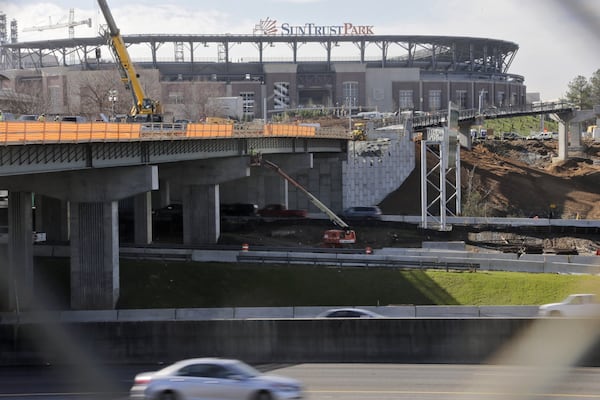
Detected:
left=0, top=121, right=349, bottom=311
left=404, top=101, right=597, bottom=159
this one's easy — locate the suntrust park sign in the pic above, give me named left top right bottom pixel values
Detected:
left=254, top=17, right=374, bottom=36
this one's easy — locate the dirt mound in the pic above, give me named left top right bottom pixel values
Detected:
left=381, top=140, right=600, bottom=219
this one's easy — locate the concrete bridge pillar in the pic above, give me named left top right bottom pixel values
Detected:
left=0, top=165, right=158, bottom=310
left=569, top=121, right=582, bottom=148
left=35, top=195, right=69, bottom=242
left=70, top=201, right=119, bottom=309
left=458, top=123, right=473, bottom=150
left=152, top=178, right=171, bottom=210
left=160, top=157, right=251, bottom=244
left=5, top=191, right=34, bottom=310
left=557, top=122, right=568, bottom=161
left=134, top=192, right=152, bottom=245
left=182, top=184, right=220, bottom=244
left=264, top=176, right=288, bottom=207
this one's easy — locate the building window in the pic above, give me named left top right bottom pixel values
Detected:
left=168, top=91, right=184, bottom=104
left=273, top=82, right=290, bottom=110
left=497, top=91, right=505, bottom=107
left=240, top=92, right=255, bottom=118
left=342, top=81, right=358, bottom=108
left=428, top=90, right=442, bottom=111
left=399, top=90, right=414, bottom=110
left=455, top=90, right=467, bottom=109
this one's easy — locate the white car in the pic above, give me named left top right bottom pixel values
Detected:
left=538, top=294, right=600, bottom=317
left=130, top=358, right=303, bottom=400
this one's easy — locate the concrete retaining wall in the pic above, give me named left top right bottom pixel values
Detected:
left=2, top=318, right=600, bottom=367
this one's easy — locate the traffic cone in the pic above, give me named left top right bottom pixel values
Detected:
left=242, top=243, right=249, bottom=252
left=365, top=246, right=372, bottom=255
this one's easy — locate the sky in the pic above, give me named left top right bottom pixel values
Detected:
left=1, top=0, right=599, bottom=101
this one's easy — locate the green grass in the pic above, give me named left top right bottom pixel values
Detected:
left=483, top=116, right=558, bottom=137
left=31, top=258, right=600, bottom=310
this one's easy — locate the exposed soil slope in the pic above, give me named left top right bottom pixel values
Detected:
left=380, top=140, right=600, bottom=219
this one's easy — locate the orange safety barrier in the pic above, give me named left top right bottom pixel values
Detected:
left=0, top=121, right=143, bottom=144
left=186, top=123, right=234, bottom=138
left=264, top=124, right=316, bottom=137
left=0, top=121, right=323, bottom=145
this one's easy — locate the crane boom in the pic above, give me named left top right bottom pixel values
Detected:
left=97, top=0, right=161, bottom=121
left=260, top=158, right=350, bottom=230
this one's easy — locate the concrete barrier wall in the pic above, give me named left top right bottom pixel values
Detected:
left=2, top=318, right=599, bottom=367
left=0, top=305, right=540, bottom=324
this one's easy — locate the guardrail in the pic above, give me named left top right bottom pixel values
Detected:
left=236, top=251, right=480, bottom=271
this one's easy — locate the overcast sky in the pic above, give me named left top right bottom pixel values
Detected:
left=2, top=0, right=599, bottom=101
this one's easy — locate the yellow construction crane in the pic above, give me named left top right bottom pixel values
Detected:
left=97, top=0, right=162, bottom=122
left=23, top=8, right=91, bottom=39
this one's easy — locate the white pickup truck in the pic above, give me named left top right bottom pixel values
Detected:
left=538, top=294, right=600, bottom=317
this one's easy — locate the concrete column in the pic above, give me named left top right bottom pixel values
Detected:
left=34, top=195, right=69, bottom=242
left=152, top=178, right=171, bottom=209
left=264, top=176, right=288, bottom=207
left=7, top=191, right=34, bottom=311
left=569, top=121, right=582, bottom=148
left=134, top=192, right=152, bottom=245
left=70, top=201, right=119, bottom=310
left=182, top=184, right=220, bottom=245
left=458, top=123, right=472, bottom=150
left=557, top=121, right=568, bottom=161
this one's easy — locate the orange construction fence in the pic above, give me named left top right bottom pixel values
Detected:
left=0, top=121, right=318, bottom=144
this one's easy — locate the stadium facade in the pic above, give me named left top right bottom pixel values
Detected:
left=0, top=16, right=526, bottom=121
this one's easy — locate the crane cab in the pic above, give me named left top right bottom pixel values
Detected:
left=323, top=229, right=357, bottom=246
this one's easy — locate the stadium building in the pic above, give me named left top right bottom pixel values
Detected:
left=0, top=15, right=526, bottom=121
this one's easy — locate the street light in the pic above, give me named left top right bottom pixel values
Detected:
left=108, top=89, right=118, bottom=120
left=345, top=97, right=355, bottom=131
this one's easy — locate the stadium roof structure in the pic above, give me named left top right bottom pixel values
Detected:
left=1, top=34, right=519, bottom=75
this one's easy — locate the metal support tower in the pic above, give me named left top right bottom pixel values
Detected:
left=420, top=127, right=461, bottom=231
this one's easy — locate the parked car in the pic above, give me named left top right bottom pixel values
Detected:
left=527, top=132, right=553, bottom=140
left=500, top=132, right=522, bottom=140
left=130, top=358, right=303, bottom=400
left=538, top=294, right=600, bottom=317
left=341, top=206, right=382, bottom=220
left=257, top=204, right=307, bottom=218
left=60, top=115, right=88, bottom=123
left=317, top=308, right=383, bottom=318
left=17, top=114, right=39, bottom=121
left=221, top=203, right=258, bottom=217
left=0, top=111, right=15, bottom=121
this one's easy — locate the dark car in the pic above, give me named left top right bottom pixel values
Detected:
left=317, top=308, right=383, bottom=318
left=60, top=115, right=88, bottom=123
left=17, top=114, right=39, bottom=121
left=221, top=203, right=258, bottom=217
left=341, top=206, right=382, bottom=220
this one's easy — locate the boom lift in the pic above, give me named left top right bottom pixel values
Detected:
left=97, top=0, right=162, bottom=122
left=254, top=156, right=356, bottom=246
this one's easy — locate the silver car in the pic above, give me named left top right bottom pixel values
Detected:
left=130, top=358, right=303, bottom=400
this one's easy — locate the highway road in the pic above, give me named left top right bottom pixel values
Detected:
left=1, top=363, right=599, bottom=400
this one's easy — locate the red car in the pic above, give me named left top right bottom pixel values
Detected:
left=257, top=204, right=307, bottom=218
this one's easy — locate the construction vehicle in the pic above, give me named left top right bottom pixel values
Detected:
left=97, top=0, right=162, bottom=122
left=252, top=155, right=356, bottom=246
left=352, top=121, right=367, bottom=140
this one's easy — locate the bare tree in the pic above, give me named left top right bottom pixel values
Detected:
left=164, top=81, right=225, bottom=121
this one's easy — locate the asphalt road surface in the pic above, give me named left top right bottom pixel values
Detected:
left=1, top=363, right=599, bottom=400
